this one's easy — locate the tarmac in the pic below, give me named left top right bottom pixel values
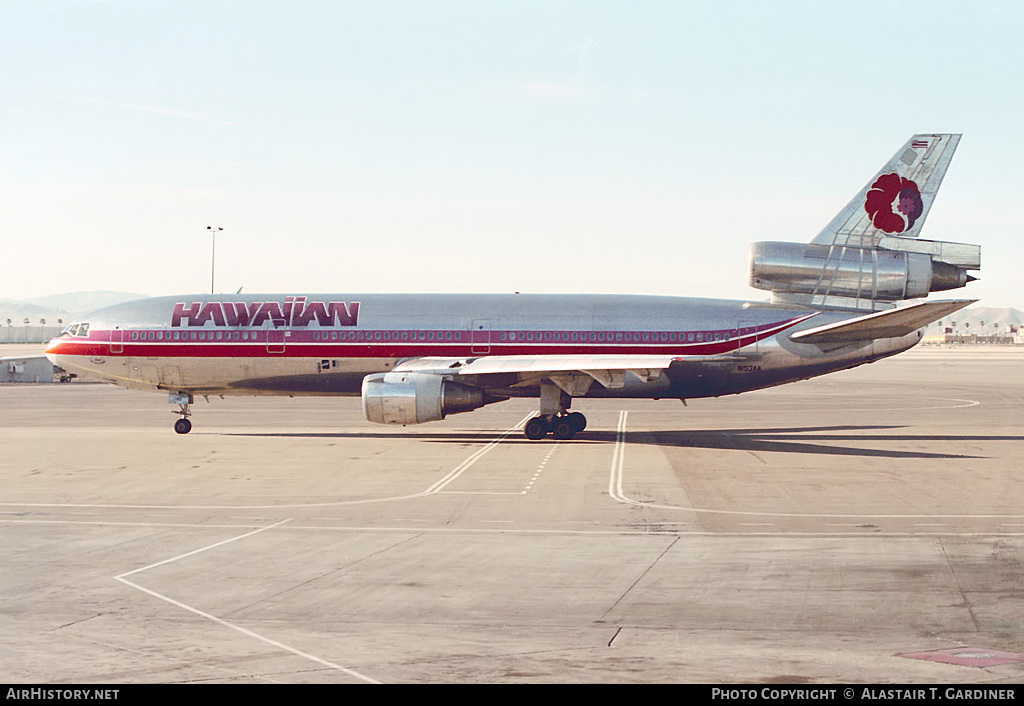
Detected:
left=2, top=346, right=1023, bottom=683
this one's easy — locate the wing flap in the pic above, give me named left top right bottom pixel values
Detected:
left=789, top=300, right=975, bottom=345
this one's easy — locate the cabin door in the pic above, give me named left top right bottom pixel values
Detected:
left=267, top=328, right=286, bottom=354
left=471, top=319, right=491, bottom=354
left=737, top=319, right=759, bottom=353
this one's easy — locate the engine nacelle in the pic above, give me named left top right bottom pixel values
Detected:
left=749, top=241, right=972, bottom=302
left=361, top=372, right=488, bottom=425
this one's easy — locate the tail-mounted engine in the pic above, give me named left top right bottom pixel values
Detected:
left=361, top=372, right=494, bottom=425
left=749, top=237, right=979, bottom=309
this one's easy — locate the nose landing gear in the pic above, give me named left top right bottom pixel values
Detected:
left=169, top=392, right=193, bottom=434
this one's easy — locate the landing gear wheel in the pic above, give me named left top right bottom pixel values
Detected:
left=567, top=412, right=586, bottom=433
left=551, top=417, right=576, bottom=440
left=523, top=417, right=549, bottom=440
left=169, top=392, right=194, bottom=435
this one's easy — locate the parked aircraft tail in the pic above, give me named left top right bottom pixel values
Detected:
left=748, top=133, right=979, bottom=311
left=813, top=133, right=960, bottom=247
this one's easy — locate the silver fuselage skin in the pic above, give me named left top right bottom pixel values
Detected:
left=46, top=292, right=921, bottom=401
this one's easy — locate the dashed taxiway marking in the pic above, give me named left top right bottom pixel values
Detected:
left=523, top=443, right=559, bottom=493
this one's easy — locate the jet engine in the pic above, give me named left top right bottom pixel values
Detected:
left=361, top=372, right=491, bottom=425
left=749, top=241, right=976, bottom=303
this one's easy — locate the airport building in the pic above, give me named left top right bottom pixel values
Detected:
left=2, top=324, right=64, bottom=344
left=1, top=355, right=60, bottom=383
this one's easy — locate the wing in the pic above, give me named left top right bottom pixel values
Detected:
left=394, top=353, right=748, bottom=396
left=393, top=313, right=817, bottom=395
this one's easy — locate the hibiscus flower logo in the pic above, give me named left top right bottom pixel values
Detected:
left=864, top=173, right=923, bottom=234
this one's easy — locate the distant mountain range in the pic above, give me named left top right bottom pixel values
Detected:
left=0, top=292, right=149, bottom=325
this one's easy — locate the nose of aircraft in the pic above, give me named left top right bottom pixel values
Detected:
left=45, top=332, right=65, bottom=355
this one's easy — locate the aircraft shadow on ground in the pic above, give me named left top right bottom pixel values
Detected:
left=221, top=424, right=1016, bottom=459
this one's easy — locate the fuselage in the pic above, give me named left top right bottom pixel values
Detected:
left=45, top=292, right=923, bottom=401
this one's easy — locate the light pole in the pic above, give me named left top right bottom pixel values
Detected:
left=206, top=226, right=223, bottom=294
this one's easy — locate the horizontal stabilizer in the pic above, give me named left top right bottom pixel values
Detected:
left=789, top=300, right=975, bottom=345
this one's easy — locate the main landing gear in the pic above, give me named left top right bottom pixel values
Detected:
left=523, top=381, right=587, bottom=440
left=524, top=411, right=587, bottom=440
left=169, top=392, right=193, bottom=434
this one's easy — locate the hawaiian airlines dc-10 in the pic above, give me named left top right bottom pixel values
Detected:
left=46, top=134, right=980, bottom=440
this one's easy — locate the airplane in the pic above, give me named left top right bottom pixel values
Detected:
left=45, top=133, right=980, bottom=440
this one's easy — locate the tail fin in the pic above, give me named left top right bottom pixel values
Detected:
left=812, top=133, right=960, bottom=247
left=749, top=133, right=980, bottom=311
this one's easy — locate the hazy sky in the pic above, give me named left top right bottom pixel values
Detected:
left=3, top=1, right=1021, bottom=306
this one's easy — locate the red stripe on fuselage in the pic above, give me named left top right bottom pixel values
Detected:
left=46, top=316, right=812, bottom=360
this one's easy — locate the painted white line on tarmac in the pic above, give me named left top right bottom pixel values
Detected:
left=423, top=412, right=535, bottom=494
left=523, top=443, right=559, bottom=493
left=604, top=409, right=1024, bottom=521
left=609, top=410, right=634, bottom=505
left=114, top=519, right=383, bottom=684
left=1, top=412, right=535, bottom=511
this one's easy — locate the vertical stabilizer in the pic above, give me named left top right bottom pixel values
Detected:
left=750, top=133, right=978, bottom=311
left=811, top=134, right=960, bottom=248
